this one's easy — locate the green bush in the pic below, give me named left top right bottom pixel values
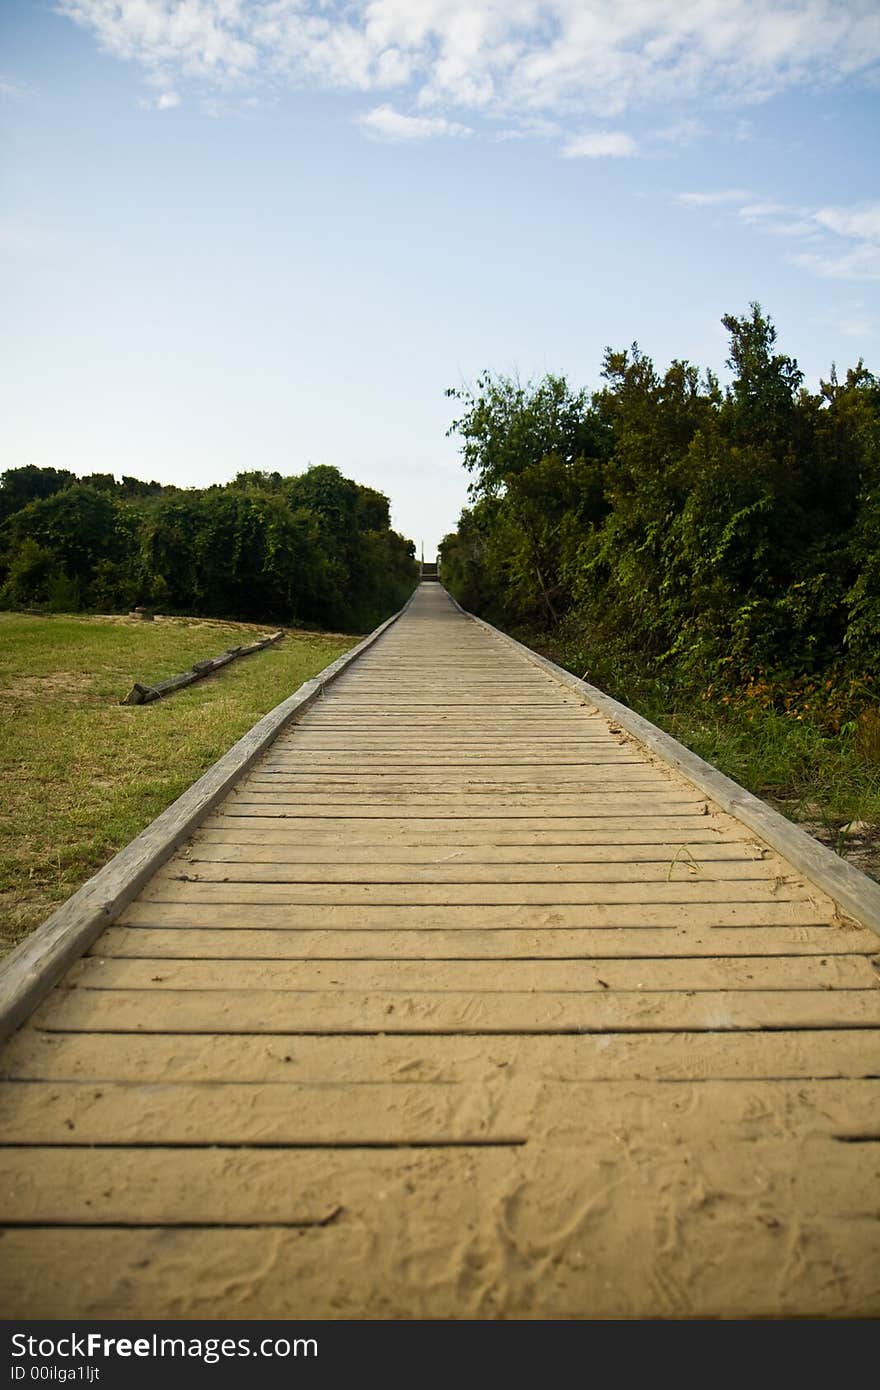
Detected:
left=0, top=465, right=418, bottom=631
left=440, top=305, right=880, bottom=723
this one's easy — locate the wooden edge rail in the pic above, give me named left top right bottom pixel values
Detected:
left=121, top=630, right=284, bottom=705
left=0, top=588, right=419, bottom=1041
left=447, top=589, right=880, bottom=940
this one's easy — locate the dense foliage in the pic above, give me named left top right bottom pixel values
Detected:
left=0, top=464, right=417, bottom=632
left=440, top=306, right=880, bottom=727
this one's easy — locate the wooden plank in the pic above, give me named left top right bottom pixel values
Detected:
left=269, top=734, right=630, bottom=746
left=7, top=1028, right=879, bottom=1084
left=237, top=782, right=689, bottom=798
left=0, top=1077, right=526, bottom=1145
left=29, top=987, right=880, bottom=1034
left=310, top=715, right=591, bottom=725
left=182, top=839, right=768, bottom=863
left=316, top=698, right=578, bottom=708
left=158, top=860, right=787, bottom=884
left=276, top=746, right=633, bottom=755
left=0, top=1136, right=876, bottom=1233
left=197, top=816, right=746, bottom=841
left=1, top=1079, right=876, bottom=1145
left=66, top=953, right=878, bottom=991
left=335, top=693, right=565, bottom=701
left=262, top=754, right=647, bottom=766
left=116, top=901, right=837, bottom=928
left=0, top=1228, right=395, bottom=1319
left=318, top=683, right=578, bottom=694
left=92, top=924, right=878, bottom=959
left=309, top=674, right=584, bottom=682
left=214, top=804, right=726, bottom=819
left=246, top=769, right=666, bottom=786
left=245, top=781, right=680, bottom=798
left=3, top=1204, right=878, bottom=1319
left=135, top=879, right=817, bottom=905
left=272, top=735, right=640, bottom=745
left=275, top=739, right=625, bottom=750
left=281, top=732, right=603, bottom=741
left=225, top=789, right=700, bottom=811
left=0, top=1145, right=519, bottom=1225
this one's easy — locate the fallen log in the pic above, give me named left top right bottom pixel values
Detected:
left=122, top=631, right=283, bottom=706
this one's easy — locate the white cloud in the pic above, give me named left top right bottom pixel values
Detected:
left=677, top=188, right=753, bottom=206
left=813, top=203, right=880, bottom=244
left=736, top=199, right=820, bottom=239
left=0, top=77, right=27, bottom=100
left=358, top=104, right=471, bottom=140
left=653, top=118, right=704, bottom=147
left=815, top=301, right=876, bottom=339
left=57, top=1, right=880, bottom=145
left=59, top=0, right=260, bottom=84
left=139, top=89, right=181, bottom=109
left=678, top=189, right=880, bottom=282
left=562, top=130, right=637, bottom=159
left=491, top=116, right=563, bottom=143
left=793, top=244, right=880, bottom=282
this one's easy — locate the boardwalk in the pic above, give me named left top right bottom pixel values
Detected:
left=1, top=584, right=879, bottom=1317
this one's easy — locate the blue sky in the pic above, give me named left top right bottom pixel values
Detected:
left=2, top=2, right=878, bottom=557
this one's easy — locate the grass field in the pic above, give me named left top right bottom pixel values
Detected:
left=0, top=613, right=355, bottom=953
left=649, top=701, right=880, bottom=878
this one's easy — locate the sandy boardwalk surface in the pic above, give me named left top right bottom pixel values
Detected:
left=1, top=584, right=878, bottom=1318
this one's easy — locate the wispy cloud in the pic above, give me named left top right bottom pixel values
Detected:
left=678, top=189, right=880, bottom=282
left=732, top=117, right=756, bottom=142
left=737, top=199, right=819, bottom=239
left=814, top=204, right=880, bottom=244
left=358, top=104, right=471, bottom=141
left=139, top=89, right=180, bottom=110
left=677, top=188, right=754, bottom=207
left=562, top=130, right=637, bottom=159
left=811, top=298, right=873, bottom=339
left=653, top=118, right=704, bottom=148
left=817, top=303, right=875, bottom=338
left=57, top=1, right=880, bottom=146
left=793, top=242, right=880, bottom=282
left=0, top=76, right=30, bottom=102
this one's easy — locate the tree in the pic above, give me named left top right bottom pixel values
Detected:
left=446, top=372, right=594, bottom=499
left=440, top=305, right=880, bottom=700
left=721, top=303, right=803, bottom=444
left=0, top=465, right=75, bottom=522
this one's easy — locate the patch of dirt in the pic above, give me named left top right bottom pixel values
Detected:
left=804, top=822, right=880, bottom=884
left=30, top=612, right=358, bottom=641
left=86, top=614, right=280, bottom=633
left=7, top=610, right=358, bottom=641
left=0, top=672, right=96, bottom=703
left=768, top=800, right=880, bottom=885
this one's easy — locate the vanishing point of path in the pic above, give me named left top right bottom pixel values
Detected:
left=1, top=584, right=879, bottom=1317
